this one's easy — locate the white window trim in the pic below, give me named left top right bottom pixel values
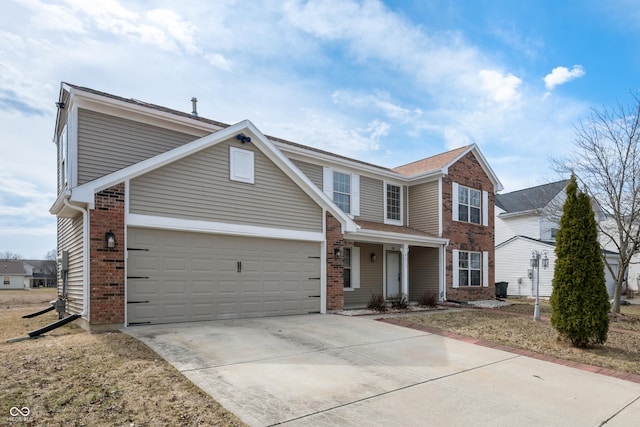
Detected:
left=384, top=181, right=403, bottom=225
left=343, top=246, right=360, bottom=290
left=229, top=146, right=255, bottom=184
left=452, top=182, right=487, bottom=226
left=453, top=249, right=487, bottom=288
left=323, top=167, right=360, bottom=217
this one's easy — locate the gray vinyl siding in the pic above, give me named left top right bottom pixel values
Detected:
left=344, top=243, right=383, bottom=308
left=408, top=246, right=439, bottom=301
left=130, top=140, right=323, bottom=232
left=77, top=109, right=201, bottom=184
left=57, top=215, right=84, bottom=315
left=359, top=176, right=384, bottom=222
left=408, top=181, right=439, bottom=234
left=291, top=159, right=323, bottom=189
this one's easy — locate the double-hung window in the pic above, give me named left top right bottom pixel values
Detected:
left=3, top=276, right=9, bottom=285
left=323, top=167, right=360, bottom=216
left=452, top=249, right=488, bottom=288
left=333, top=172, right=351, bottom=214
left=458, top=251, right=481, bottom=287
left=342, top=247, right=360, bottom=290
left=385, top=183, right=402, bottom=224
left=453, top=183, right=488, bottom=226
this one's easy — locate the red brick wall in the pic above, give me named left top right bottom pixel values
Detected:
left=443, top=152, right=495, bottom=301
left=89, top=183, right=125, bottom=326
left=326, top=212, right=344, bottom=311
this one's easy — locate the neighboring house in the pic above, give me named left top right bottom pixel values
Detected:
left=495, top=180, right=619, bottom=298
left=1, top=261, right=25, bottom=289
left=23, top=260, right=57, bottom=288
left=49, top=83, right=503, bottom=330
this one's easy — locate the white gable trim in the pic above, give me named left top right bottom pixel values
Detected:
left=68, top=119, right=357, bottom=233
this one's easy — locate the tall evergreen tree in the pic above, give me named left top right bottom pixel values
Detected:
left=550, top=175, right=610, bottom=347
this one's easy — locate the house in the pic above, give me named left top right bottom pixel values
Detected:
left=1, top=261, right=26, bottom=289
left=23, top=260, right=57, bottom=288
left=49, top=82, right=503, bottom=330
left=495, top=180, right=620, bottom=298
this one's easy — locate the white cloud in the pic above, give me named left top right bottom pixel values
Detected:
left=478, top=69, right=522, bottom=106
left=544, top=65, right=585, bottom=90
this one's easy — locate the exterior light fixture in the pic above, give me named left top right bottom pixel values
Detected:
left=530, top=250, right=549, bottom=321
left=334, top=247, right=341, bottom=259
left=105, top=230, right=116, bottom=249
left=370, top=253, right=377, bottom=263
left=236, top=134, right=251, bottom=144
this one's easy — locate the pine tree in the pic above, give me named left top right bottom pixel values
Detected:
left=550, top=175, right=610, bottom=347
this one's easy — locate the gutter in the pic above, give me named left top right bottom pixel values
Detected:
left=62, top=196, right=89, bottom=318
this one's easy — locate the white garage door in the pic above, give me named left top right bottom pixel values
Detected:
left=127, top=228, right=321, bottom=325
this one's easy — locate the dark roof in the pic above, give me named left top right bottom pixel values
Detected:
left=62, top=82, right=479, bottom=176
left=1, top=261, right=24, bottom=275
left=495, top=180, right=569, bottom=213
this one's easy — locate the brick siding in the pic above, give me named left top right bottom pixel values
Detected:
left=326, top=212, right=344, bottom=311
left=443, top=152, right=495, bottom=301
left=89, top=183, right=126, bottom=326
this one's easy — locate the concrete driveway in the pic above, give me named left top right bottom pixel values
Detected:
left=124, top=314, right=640, bottom=426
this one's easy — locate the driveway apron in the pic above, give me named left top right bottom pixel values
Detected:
left=124, top=314, right=640, bottom=426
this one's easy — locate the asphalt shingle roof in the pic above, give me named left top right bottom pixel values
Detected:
left=495, top=180, right=569, bottom=213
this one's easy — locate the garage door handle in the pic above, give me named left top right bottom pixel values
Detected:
left=127, top=300, right=150, bottom=304
left=127, top=276, right=150, bottom=279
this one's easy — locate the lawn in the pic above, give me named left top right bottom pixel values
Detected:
left=0, top=289, right=245, bottom=426
left=400, top=299, right=640, bottom=376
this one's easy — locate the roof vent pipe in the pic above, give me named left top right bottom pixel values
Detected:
left=191, top=97, right=198, bottom=117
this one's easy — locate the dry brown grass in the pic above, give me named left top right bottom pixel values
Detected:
left=0, top=289, right=245, bottom=426
left=402, top=299, right=640, bottom=376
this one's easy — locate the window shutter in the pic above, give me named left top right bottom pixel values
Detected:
left=482, top=191, right=489, bottom=227
left=482, top=251, right=489, bottom=287
left=323, top=167, right=333, bottom=198
left=452, top=182, right=459, bottom=222
left=452, top=249, right=459, bottom=288
left=351, top=173, right=360, bottom=216
left=352, top=247, right=361, bottom=289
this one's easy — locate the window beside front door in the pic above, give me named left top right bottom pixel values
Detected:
left=343, top=246, right=360, bottom=290
left=385, top=183, right=402, bottom=224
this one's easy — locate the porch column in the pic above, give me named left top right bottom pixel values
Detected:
left=401, top=244, right=409, bottom=298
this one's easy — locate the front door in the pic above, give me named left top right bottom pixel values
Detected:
left=386, top=251, right=401, bottom=298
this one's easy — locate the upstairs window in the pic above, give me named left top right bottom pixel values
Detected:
left=385, top=183, right=402, bottom=224
left=333, top=171, right=351, bottom=213
left=453, top=183, right=488, bottom=226
left=323, top=167, right=360, bottom=216
left=458, top=186, right=480, bottom=224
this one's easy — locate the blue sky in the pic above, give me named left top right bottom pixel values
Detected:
left=1, top=0, right=639, bottom=258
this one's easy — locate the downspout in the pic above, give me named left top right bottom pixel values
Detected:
left=63, top=197, right=89, bottom=318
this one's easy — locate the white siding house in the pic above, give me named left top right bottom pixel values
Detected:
left=495, top=180, right=620, bottom=298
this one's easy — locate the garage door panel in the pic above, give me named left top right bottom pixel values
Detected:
left=192, top=280, right=214, bottom=295
left=127, top=228, right=321, bottom=325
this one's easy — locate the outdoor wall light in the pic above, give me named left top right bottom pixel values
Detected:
left=334, top=247, right=341, bottom=259
left=236, top=133, right=251, bottom=144
left=55, top=101, right=65, bottom=109
left=105, top=230, right=116, bottom=249
left=370, top=253, right=377, bottom=263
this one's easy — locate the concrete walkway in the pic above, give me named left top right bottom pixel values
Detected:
left=124, top=314, right=640, bottom=427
